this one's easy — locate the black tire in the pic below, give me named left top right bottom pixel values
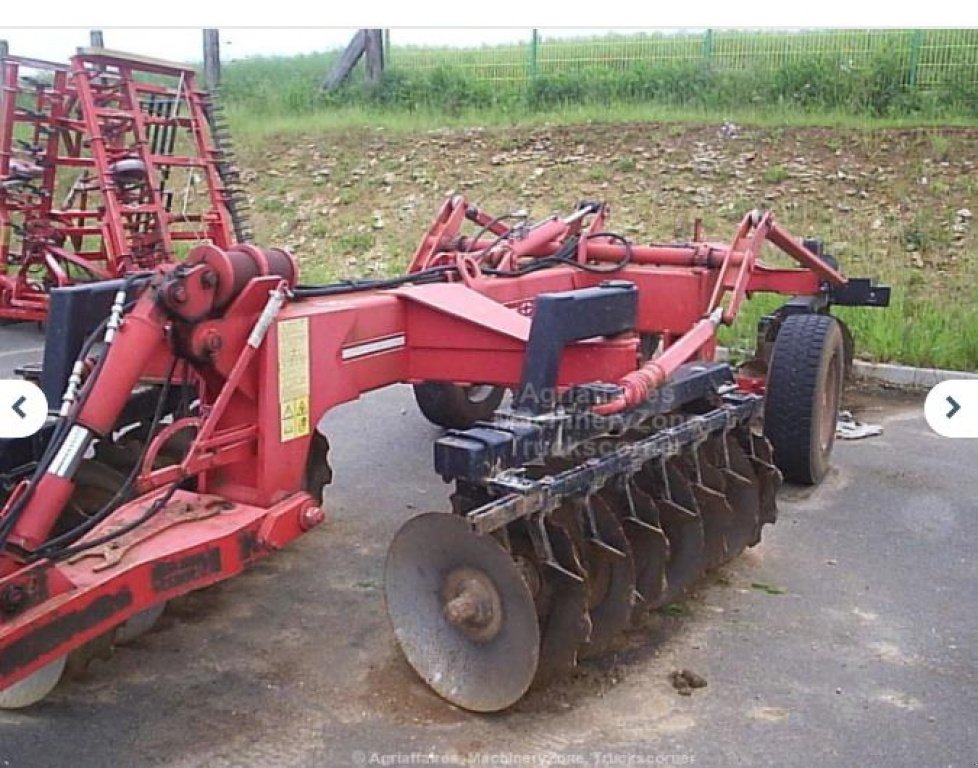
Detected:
left=763, top=314, right=844, bottom=485
left=836, top=317, right=856, bottom=380
left=55, top=460, right=126, bottom=536
left=413, top=382, right=505, bottom=429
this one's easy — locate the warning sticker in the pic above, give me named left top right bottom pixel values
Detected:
left=278, top=318, right=310, bottom=442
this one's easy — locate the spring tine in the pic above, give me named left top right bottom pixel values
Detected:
left=203, top=88, right=254, bottom=243
left=630, top=481, right=670, bottom=613
left=580, top=495, right=627, bottom=558
left=529, top=513, right=583, bottom=584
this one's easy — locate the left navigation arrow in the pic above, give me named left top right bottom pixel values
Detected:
left=0, top=380, right=48, bottom=438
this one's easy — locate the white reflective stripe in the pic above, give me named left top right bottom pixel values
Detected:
left=49, top=425, right=92, bottom=478
left=341, top=334, right=406, bottom=361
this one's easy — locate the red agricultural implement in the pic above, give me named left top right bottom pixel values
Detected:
left=0, top=192, right=888, bottom=711
left=0, top=48, right=249, bottom=322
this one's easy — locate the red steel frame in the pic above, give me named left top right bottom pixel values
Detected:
left=0, top=49, right=233, bottom=321
left=0, top=196, right=846, bottom=694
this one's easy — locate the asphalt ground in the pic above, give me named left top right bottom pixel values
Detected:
left=0, top=322, right=974, bottom=768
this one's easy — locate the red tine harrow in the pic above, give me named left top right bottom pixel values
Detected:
left=0, top=48, right=247, bottom=322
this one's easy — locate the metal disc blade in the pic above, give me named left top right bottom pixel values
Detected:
left=535, top=513, right=591, bottom=682
left=600, top=480, right=667, bottom=613
left=637, top=460, right=706, bottom=605
left=719, top=434, right=762, bottom=557
left=114, top=602, right=167, bottom=645
left=385, top=512, right=540, bottom=713
left=748, top=433, right=781, bottom=529
left=0, top=656, right=66, bottom=710
left=579, top=494, right=636, bottom=657
left=677, top=453, right=730, bottom=570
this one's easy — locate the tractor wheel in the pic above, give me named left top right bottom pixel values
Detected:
left=413, top=382, right=505, bottom=429
left=763, top=314, right=845, bottom=485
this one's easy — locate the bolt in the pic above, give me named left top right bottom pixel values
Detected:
left=0, top=584, right=27, bottom=616
left=205, top=332, right=223, bottom=353
left=443, top=581, right=494, bottom=629
left=299, top=505, right=325, bottom=530
left=444, top=593, right=481, bottom=627
left=169, top=284, right=187, bottom=304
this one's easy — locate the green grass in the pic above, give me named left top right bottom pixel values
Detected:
left=763, top=165, right=789, bottom=184
left=719, top=288, right=978, bottom=372
left=226, top=101, right=978, bottom=147
left=218, top=29, right=978, bottom=121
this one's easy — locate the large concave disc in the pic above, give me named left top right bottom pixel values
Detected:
left=716, top=434, right=762, bottom=556
left=748, top=432, right=781, bottom=529
left=533, top=513, right=591, bottom=682
left=0, top=656, right=66, bottom=710
left=677, top=453, right=731, bottom=570
left=578, top=494, right=636, bottom=657
left=637, top=458, right=706, bottom=605
left=599, top=479, right=668, bottom=615
left=114, top=602, right=167, bottom=645
left=384, top=512, right=540, bottom=713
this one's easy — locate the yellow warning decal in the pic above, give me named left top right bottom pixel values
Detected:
left=278, top=318, right=310, bottom=442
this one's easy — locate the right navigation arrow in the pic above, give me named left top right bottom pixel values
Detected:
left=946, top=396, right=961, bottom=419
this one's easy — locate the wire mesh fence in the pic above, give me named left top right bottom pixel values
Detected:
left=389, top=29, right=978, bottom=90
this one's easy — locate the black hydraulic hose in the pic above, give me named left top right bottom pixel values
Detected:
left=465, top=212, right=526, bottom=257
left=0, top=314, right=112, bottom=548
left=291, top=265, right=458, bottom=298
left=292, top=229, right=633, bottom=297
left=0, top=273, right=150, bottom=550
left=569, top=231, right=634, bottom=273
left=33, top=356, right=179, bottom=558
left=44, top=479, right=182, bottom=561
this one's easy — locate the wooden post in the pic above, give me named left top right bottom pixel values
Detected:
left=0, top=40, right=8, bottom=59
left=203, top=29, right=221, bottom=91
left=322, top=29, right=367, bottom=91
left=90, top=29, right=104, bottom=48
left=383, top=29, right=391, bottom=67
left=365, top=29, right=384, bottom=83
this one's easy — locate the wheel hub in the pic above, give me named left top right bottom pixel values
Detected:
left=442, top=567, right=502, bottom=641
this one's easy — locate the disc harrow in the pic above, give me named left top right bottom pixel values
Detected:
left=387, top=387, right=780, bottom=711
left=0, top=194, right=888, bottom=711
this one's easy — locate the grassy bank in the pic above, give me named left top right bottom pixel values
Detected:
left=226, top=101, right=978, bottom=144
left=230, top=119, right=978, bottom=371
left=214, top=31, right=977, bottom=370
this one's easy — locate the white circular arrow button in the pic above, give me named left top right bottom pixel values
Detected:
left=0, top=379, right=48, bottom=439
left=924, top=380, right=978, bottom=438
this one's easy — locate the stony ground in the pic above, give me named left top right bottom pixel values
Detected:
left=238, top=121, right=978, bottom=296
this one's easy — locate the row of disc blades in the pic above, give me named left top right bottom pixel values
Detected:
left=385, top=424, right=782, bottom=712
